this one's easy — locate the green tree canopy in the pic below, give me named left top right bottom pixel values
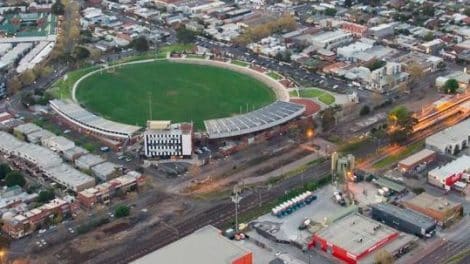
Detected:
left=115, top=204, right=130, bottom=218
left=388, top=106, right=417, bottom=144
left=51, top=0, right=65, bottom=15
left=443, top=79, right=459, bottom=94
left=0, top=164, right=12, bottom=180
left=38, top=189, right=56, bottom=203
left=5, top=171, right=26, bottom=187
left=130, top=36, right=149, bottom=52
left=176, top=28, right=196, bottom=44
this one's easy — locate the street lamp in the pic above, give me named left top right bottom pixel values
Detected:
left=231, top=185, right=243, bottom=233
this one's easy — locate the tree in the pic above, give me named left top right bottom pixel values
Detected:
left=387, top=106, right=417, bottom=144
left=0, top=163, right=11, bottom=180
left=465, top=8, right=470, bottom=17
left=275, top=50, right=291, bottom=62
left=406, top=62, right=424, bottom=83
left=443, top=79, right=459, bottom=94
left=359, top=105, right=370, bottom=116
left=130, top=36, right=149, bottom=52
left=324, top=8, right=337, bottom=17
left=319, top=105, right=341, bottom=131
left=114, top=204, right=130, bottom=218
left=423, top=32, right=434, bottom=41
left=21, top=92, right=35, bottom=107
left=7, top=76, right=22, bottom=94
left=73, top=46, right=90, bottom=60
left=176, top=27, right=196, bottom=44
left=5, top=171, right=26, bottom=187
left=38, top=189, right=56, bottom=203
left=422, top=5, right=435, bottom=17
left=374, top=249, right=394, bottom=264
left=51, top=0, right=65, bottom=15
left=344, top=0, right=352, bottom=8
left=19, top=69, right=36, bottom=86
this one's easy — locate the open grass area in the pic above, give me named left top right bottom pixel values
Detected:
left=288, top=90, right=299, bottom=97
left=373, top=141, right=425, bottom=169
left=158, top=43, right=195, bottom=56
left=298, top=88, right=335, bottom=105
left=266, top=71, right=283, bottom=80
left=231, top=60, right=249, bottom=67
left=76, top=60, right=275, bottom=130
left=49, top=66, right=101, bottom=99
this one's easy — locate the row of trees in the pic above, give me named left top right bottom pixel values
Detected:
left=234, top=14, right=297, bottom=45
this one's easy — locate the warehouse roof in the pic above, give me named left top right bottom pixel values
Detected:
left=404, top=192, right=462, bottom=213
left=44, top=164, right=95, bottom=190
left=76, top=154, right=105, bottom=168
left=373, top=177, right=407, bottom=193
left=132, top=225, right=251, bottom=264
left=428, top=155, right=470, bottom=182
left=14, top=122, right=41, bottom=135
left=91, top=162, right=119, bottom=176
left=398, top=149, right=436, bottom=167
left=426, top=119, right=470, bottom=149
left=315, top=213, right=398, bottom=257
left=371, top=203, right=435, bottom=228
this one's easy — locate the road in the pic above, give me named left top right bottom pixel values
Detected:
left=414, top=217, right=470, bottom=264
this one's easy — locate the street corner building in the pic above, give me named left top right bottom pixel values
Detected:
left=308, top=213, right=416, bottom=264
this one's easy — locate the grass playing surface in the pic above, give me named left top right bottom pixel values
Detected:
left=76, top=60, right=275, bottom=130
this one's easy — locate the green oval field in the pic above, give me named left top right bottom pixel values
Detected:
left=76, top=60, right=276, bottom=130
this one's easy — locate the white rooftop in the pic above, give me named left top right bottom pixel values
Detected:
left=132, top=225, right=251, bottom=264
left=426, top=119, right=470, bottom=148
left=428, top=155, right=470, bottom=182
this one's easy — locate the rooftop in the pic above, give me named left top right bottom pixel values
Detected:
left=398, top=149, right=436, bottom=167
left=426, top=119, right=470, bottom=148
left=76, top=154, right=105, bottom=168
left=428, top=155, right=470, bottom=181
left=204, top=101, right=304, bottom=139
left=403, top=192, right=462, bottom=213
left=14, top=123, right=41, bottom=135
left=132, top=225, right=251, bottom=264
left=50, top=99, right=141, bottom=138
left=44, top=164, right=95, bottom=190
left=315, top=213, right=398, bottom=257
left=371, top=203, right=436, bottom=229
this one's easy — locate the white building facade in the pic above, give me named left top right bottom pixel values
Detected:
left=144, top=121, right=192, bottom=159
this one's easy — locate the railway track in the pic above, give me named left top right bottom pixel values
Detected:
left=93, top=161, right=330, bottom=264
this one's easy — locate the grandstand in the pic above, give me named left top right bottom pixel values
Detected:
left=204, top=101, right=305, bottom=139
left=49, top=99, right=141, bottom=140
left=16, top=41, right=54, bottom=73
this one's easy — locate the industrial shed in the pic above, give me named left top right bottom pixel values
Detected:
left=370, top=203, right=436, bottom=238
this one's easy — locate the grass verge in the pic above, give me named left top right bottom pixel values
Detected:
left=373, top=141, right=425, bottom=169
left=231, top=60, right=249, bottom=67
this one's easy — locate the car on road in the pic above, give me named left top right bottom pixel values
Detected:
left=100, top=146, right=110, bottom=152
left=38, top=229, right=47, bottom=234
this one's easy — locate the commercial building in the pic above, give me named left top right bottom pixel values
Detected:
left=75, top=154, right=105, bottom=171
left=41, top=135, right=76, bottom=153
left=370, top=203, right=436, bottom=238
left=308, top=213, right=413, bottom=264
left=0, top=185, right=38, bottom=210
left=13, top=122, right=55, bottom=144
left=144, top=121, right=193, bottom=159
left=63, top=146, right=88, bottom=161
left=428, top=155, right=470, bottom=189
left=0, top=132, right=95, bottom=192
left=78, top=171, right=143, bottom=207
left=398, top=149, right=437, bottom=173
left=132, top=225, right=252, bottom=264
left=402, top=192, right=463, bottom=227
left=368, top=23, right=395, bottom=39
left=91, top=161, right=120, bottom=181
left=426, top=119, right=470, bottom=154
left=309, top=30, right=353, bottom=50
left=44, top=164, right=95, bottom=192
left=435, top=71, right=470, bottom=91
left=2, top=198, right=71, bottom=239
left=341, top=22, right=368, bottom=37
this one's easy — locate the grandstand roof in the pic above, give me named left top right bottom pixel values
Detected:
left=204, top=101, right=305, bottom=139
left=50, top=99, right=141, bottom=138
